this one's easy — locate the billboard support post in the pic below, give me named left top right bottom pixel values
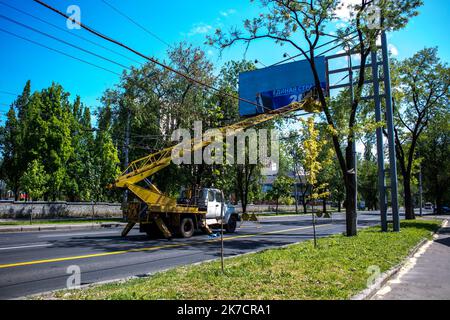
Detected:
left=238, top=36, right=400, bottom=232
left=381, top=31, right=400, bottom=232
left=324, top=37, right=398, bottom=232
left=348, top=52, right=358, bottom=223
left=371, top=50, right=388, bottom=231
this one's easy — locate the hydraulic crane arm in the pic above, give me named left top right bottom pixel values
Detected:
left=111, top=96, right=321, bottom=191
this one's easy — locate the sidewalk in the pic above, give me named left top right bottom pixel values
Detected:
left=373, top=218, right=450, bottom=300
left=0, top=221, right=127, bottom=233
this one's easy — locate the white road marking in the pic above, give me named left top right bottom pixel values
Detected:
left=0, top=243, right=51, bottom=251
left=39, top=231, right=118, bottom=238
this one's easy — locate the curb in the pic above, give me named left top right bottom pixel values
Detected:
left=351, top=218, right=448, bottom=300
left=0, top=222, right=126, bottom=233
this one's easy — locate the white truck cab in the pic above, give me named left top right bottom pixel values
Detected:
left=197, top=188, right=239, bottom=233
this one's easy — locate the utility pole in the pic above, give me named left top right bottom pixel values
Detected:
left=123, top=102, right=131, bottom=214
left=348, top=51, right=358, bottom=222
left=381, top=31, right=400, bottom=232
left=418, top=151, right=423, bottom=217
left=371, top=50, right=388, bottom=231
left=220, top=191, right=225, bottom=274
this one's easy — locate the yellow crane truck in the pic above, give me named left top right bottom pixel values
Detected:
left=110, top=94, right=321, bottom=239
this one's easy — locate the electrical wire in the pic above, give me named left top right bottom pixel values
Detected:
left=332, top=74, right=350, bottom=87
left=101, top=0, right=171, bottom=48
left=0, top=27, right=121, bottom=76
left=0, top=90, right=19, bottom=96
left=0, top=14, right=132, bottom=71
left=268, top=31, right=358, bottom=67
left=33, top=0, right=274, bottom=113
left=0, top=1, right=142, bottom=65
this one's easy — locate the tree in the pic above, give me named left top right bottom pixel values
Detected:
left=92, top=129, right=121, bottom=202
left=208, top=0, right=422, bottom=236
left=64, top=98, right=95, bottom=201
left=302, top=117, right=331, bottom=207
left=357, top=132, right=378, bottom=210
left=328, top=158, right=345, bottom=212
left=391, top=48, right=450, bottom=219
left=0, top=107, right=21, bottom=199
left=419, top=110, right=450, bottom=215
left=38, top=84, right=74, bottom=200
left=0, top=81, right=122, bottom=203
left=20, top=160, right=48, bottom=201
left=358, top=158, right=378, bottom=210
left=267, top=174, right=294, bottom=213
left=302, top=117, right=331, bottom=247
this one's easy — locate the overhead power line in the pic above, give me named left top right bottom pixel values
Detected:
left=0, top=90, right=19, bottom=96
left=101, top=0, right=172, bottom=48
left=269, top=31, right=359, bottom=67
left=33, top=0, right=273, bottom=112
left=0, top=14, right=132, bottom=71
left=0, top=0, right=142, bottom=65
left=317, top=35, right=359, bottom=57
left=0, top=28, right=121, bottom=76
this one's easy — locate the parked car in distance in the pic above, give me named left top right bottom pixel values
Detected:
left=434, top=206, right=450, bottom=214
left=424, top=202, right=434, bottom=210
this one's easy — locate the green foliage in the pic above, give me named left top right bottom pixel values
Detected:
left=20, top=160, right=48, bottom=200
left=301, top=117, right=332, bottom=201
left=419, top=110, right=450, bottom=213
left=0, top=82, right=121, bottom=202
left=392, top=47, right=450, bottom=219
left=358, top=158, right=378, bottom=210
left=268, top=175, right=294, bottom=202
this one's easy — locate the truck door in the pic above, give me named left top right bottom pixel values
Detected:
left=215, top=191, right=223, bottom=219
left=206, top=190, right=218, bottom=219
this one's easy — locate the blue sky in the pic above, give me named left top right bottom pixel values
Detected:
left=0, top=0, right=449, bottom=122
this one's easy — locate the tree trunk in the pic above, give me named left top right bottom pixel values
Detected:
left=345, top=177, right=357, bottom=236
left=322, top=198, right=327, bottom=214
left=338, top=201, right=341, bottom=212
left=14, top=187, right=19, bottom=201
left=403, top=175, right=415, bottom=220
left=302, top=201, right=308, bottom=215
left=436, top=193, right=443, bottom=215
left=241, top=200, right=247, bottom=215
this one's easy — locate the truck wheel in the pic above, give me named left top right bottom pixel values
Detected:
left=180, top=217, right=195, bottom=238
left=225, top=215, right=237, bottom=233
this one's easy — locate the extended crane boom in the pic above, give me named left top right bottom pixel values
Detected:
left=111, top=95, right=321, bottom=238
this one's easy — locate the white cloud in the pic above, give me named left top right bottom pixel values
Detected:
left=388, top=44, right=399, bottom=56
left=188, top=23, right=213, bottom=36
left=334, top=0, right=361, bottom=21
left=220, top=9, right=236, bottom=17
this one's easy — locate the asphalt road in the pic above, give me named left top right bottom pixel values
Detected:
left=0, top=213, right=386, bottom=299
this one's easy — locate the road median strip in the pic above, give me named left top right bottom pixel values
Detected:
left=45, top=219, right=440, bottom=300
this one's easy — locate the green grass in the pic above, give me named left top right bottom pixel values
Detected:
left=51, top=219, right=440, bottom=300
left=0, top=218, right=123, bottom=226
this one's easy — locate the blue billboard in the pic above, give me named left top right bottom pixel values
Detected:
left=239, top=57, right=327, bottom=116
